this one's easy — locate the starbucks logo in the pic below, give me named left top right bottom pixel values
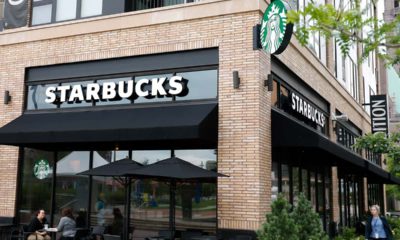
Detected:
left=33, top=159, right=50, bottom=180
left=260, top=0, right=293, bottom=55
left=8, top=0, right=24, bottom=5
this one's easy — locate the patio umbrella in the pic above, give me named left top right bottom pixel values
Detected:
left=78, top=157, right=143, bottom=240
left=125, top=157, right=228, bottom=240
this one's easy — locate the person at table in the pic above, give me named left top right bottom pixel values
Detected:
left=109, top=208, right=123, bottom=236
left=55, top=208, right=77, bottom=240
left=27, top=209, right=51, bottom=240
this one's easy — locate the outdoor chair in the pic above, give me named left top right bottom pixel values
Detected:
left=90, top=226, right=105, bottom=240
left=233, top=235, right=252, bottom=240
left=9, top=225, right=34, bottom=240
left=181, top=230, right=202, bottom=240
left=102, top=234, right=120, bottom=240
left=74, top=228, right=90, bottom=240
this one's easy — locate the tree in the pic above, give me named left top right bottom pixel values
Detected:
left=287, top=0, right=400, bottom=66
left=292, top=194, right=329, bottom=240
left=353, top=127, right=400, bottom=203
left=258, top=194, right=299, bottom=240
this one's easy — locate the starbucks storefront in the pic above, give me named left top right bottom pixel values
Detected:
left=0, top=48, right=220, bottom=239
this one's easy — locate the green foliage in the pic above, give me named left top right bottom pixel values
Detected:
left=334, top=227, right=365, bottom=240
left=257, top=195, right=299, bottom=240
left=287, top=1, right=400, bottom=66
left=387, top=216, right=400, bottom=240
left=292, top=194, right=328, bottom=240
left=258, top=194, right=328, bottom=240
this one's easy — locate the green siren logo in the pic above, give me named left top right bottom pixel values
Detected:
left=260, top=0, right=293, bottom=55
left=34, top=159, right=50, bottom=180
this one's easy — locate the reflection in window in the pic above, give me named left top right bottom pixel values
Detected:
left=292, top=167, right=300, bottom=204
left=272, top=80, right=279, bottom=107
left=134, top=74, right=174, bottom=104
left=31, top=4, right=52, bottom=25
left=302, top=169, right=309, bottom=199
left=19, top=148, right=54, bottom=224
left=54, top=151, right=90, bottom=227
left=27, top=84, right=58, bottom=110
left=26, top=68, right=218, bottom=110
left=60, top=81, right=93, bottom=109
left=96, top=77, right=133, bottom=106
left=174, top=149, right=217, bottom=234
left=281, top=164, right=290, bottom=201
left=271, top=162, right=279, bottom=201
left=91, top=151, right=128, bottom=227
left=176, top=70, right=218, bottom=101
left=81, top=0, right=103, bottom=18
left=56, top=0, right=77, bottom=21
left=132, top=150, right=171, bottom=165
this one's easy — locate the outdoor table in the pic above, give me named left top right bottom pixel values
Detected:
left=42, top=227, right=58, bottom=239
left=190, top=236, right=217, bottom=240
left=0, top=223, right=14, bottom=239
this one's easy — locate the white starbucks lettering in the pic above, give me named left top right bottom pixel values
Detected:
left=45, top=76, right=187, bottom=104
left=8, top=0, right=24, bottom=6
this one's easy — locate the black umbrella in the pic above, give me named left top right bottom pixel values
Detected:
left=78, top=157, right=143, bottom=240
left=126, top=157, right=228, bottom=239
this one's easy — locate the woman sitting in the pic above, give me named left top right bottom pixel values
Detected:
left=55, top=208, right=77, bottom=240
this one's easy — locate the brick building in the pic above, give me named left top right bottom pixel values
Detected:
left=0, top=0, right=398, bottom=239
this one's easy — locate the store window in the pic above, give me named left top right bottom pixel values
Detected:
left=19, top=148, right=217, bottom=236
left=54, top=151, right=90, bottom=227
left=19, top=148, right=55, bottom=224
left=271, top=159, right=332, bottom=231
left=338, top=175, right=364, bottom=227
left=26, top=68, right=218, bottom=110
left=272, top=78, right=329, bottom=135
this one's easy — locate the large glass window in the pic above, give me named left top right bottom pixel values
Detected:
left=54, top=151, right=90, bottom=227
left=271, top=159, right=332, bottom=231
left=26, top=68, right=218, bottom=111
left=272, top=78, right=329, bottom=135
left=19, top=148, right=55, bottom=224
left=19, top=148, right=217, bottom=238
left=176, top=70, right=218, bottom=101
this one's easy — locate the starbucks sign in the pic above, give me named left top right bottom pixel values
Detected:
left=34, top=159, right=50, bottom=180
left=260, top=0, right=293, bottom=55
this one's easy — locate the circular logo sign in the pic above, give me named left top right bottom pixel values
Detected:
left=260, top=0, right=293, bottom=55
left=33, top=159, right=50, bottom=180
left=8, top=0, right=24, bottom=6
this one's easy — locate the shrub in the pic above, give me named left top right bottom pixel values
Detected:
left=257, top=195, right=299, bottom=240
left=292, top=194, right=328, bottom=240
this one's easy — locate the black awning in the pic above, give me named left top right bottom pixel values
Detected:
left=272, top=108, right=400, bottom=184
left=0, top=103, right=217, bottom=150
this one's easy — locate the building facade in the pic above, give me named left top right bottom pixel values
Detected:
left=0, top=0, right=397, bottom=238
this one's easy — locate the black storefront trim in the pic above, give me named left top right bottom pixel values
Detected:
left=26, top=48, right=219, bottom=82
left=0, top=103, right=218, bottom=150
left=272, top=108, right=400, bottom=184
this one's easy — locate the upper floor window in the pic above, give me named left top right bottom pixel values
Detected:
left=0, top=0, right=4, bottom=19
left=31, top=0, right=104, bottom=25
left=298, top=0, right=327, bottom=65
left=31, top=0, right=200, bottom=26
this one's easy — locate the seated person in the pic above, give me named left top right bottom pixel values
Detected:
left=27, top=209, right=51, bottom=240
left=55, top=208, right=77, bottom=240
left=109, top=208, right=123, bottom=236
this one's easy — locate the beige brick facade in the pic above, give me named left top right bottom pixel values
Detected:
left=0, top=0, right=380, bottom=232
